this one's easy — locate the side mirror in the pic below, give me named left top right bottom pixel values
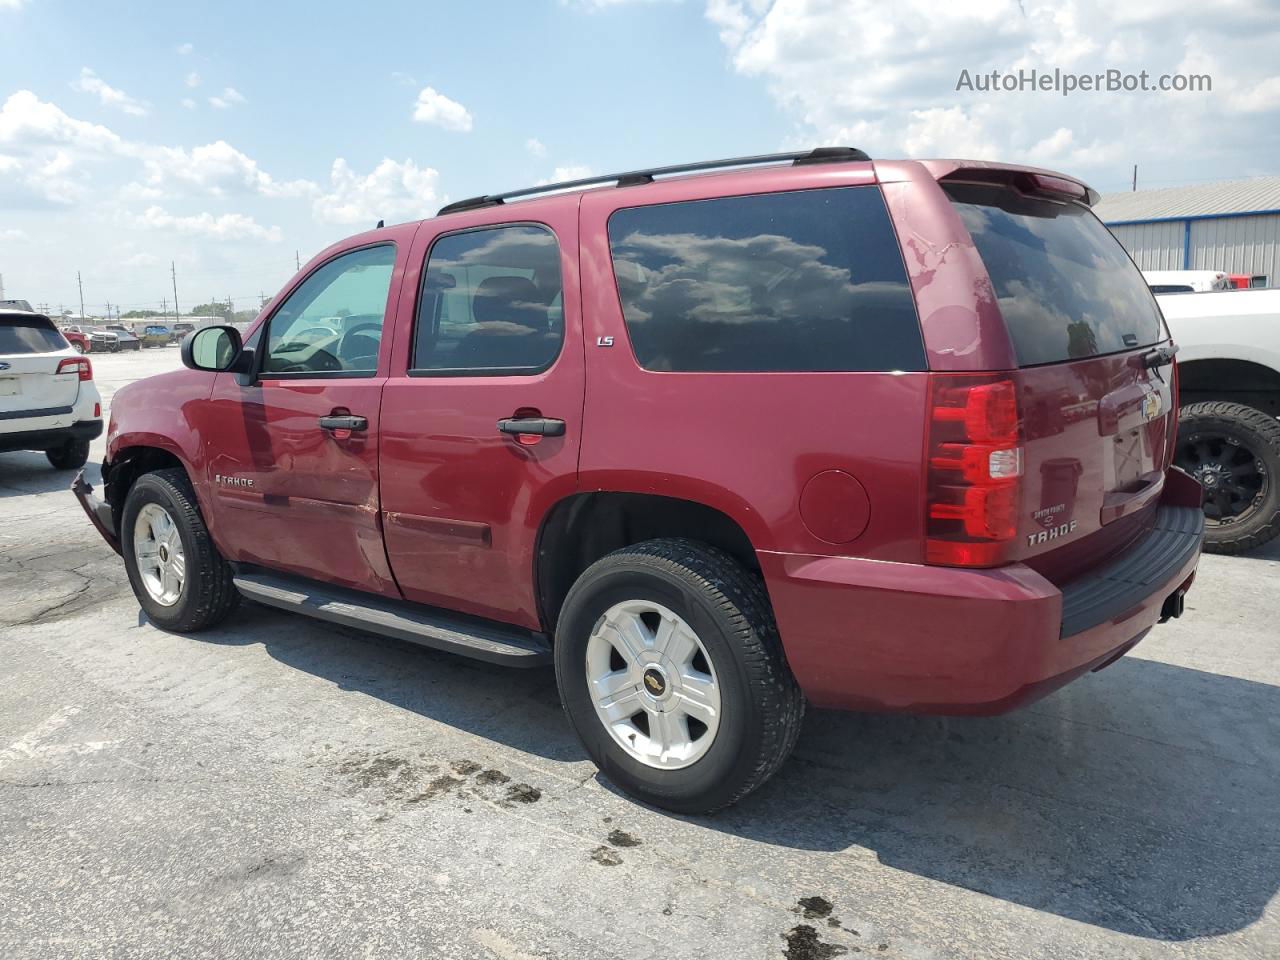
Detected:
left=181, top=325, right=249, bottom=373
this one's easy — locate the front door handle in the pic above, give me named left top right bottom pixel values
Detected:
left=319, top=414, right=368, bottom=432
left=497, top=417, right=565, bottom=437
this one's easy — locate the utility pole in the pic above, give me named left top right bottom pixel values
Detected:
left=77, top=271, right=85, bottom=321
left=295, top=250, right=301, bottom=271
left=170, top=261, right=180, bottom=322
left=0, top=273, right=5, bottom=300
left=1132, top=164, right=1138, bottom=192
left=105, top=299, right=111, bottom=321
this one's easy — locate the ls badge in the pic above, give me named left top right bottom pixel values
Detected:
left=1142, top=391, right=1162, bottom=421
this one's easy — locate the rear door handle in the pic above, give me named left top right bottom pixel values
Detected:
left=497, top=417, right=565, bottom=437
left=318, top=414, right=368, bottom=431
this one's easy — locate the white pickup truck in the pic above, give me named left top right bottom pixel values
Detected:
left=1158, top=288, right=1280, bottom=553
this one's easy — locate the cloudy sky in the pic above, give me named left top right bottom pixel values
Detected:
left=2, top=0, right=1278, bottom=315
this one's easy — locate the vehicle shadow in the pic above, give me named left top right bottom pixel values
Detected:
left=0, top=451, right=98, bottom=498
left=190, top=599, right=1280, bottom=942
left=703, top=656, right=1280, bottom=942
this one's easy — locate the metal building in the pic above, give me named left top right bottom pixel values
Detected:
left=1094, top=176, right=1280, bottom=287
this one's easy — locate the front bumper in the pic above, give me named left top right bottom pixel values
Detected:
left=72, top=468, right=121, bottom=554
left=0, top=419, right=103, bottom=454
left=761, top=498, right=1203, bottom=715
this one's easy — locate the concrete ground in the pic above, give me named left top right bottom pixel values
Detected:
left=1, top=347, right=1277, bottom=960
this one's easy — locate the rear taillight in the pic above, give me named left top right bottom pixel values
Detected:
left=925, top=374, right=1023, bottom=567
left=56, top=356, right=93, bottom=381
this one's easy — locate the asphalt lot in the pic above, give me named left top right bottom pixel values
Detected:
left=1, top=347, right=1278, bottom=960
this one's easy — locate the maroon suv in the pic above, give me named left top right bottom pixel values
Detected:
left=75, top=148, right=1203, bottom=813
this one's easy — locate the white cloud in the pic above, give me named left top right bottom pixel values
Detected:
left=0, top=90, right=122, bottom=151
left=208, top=87, right=246, bottom=110
left=176, top=42, right=193, bottom=55
left=137, top=205, right=282, bottom=242
left=185, top=71, right=201, bottom=88
left=0, top=90, right=126, bottom=205
left=525, top=137, right=547, bottom=157
left=72, top=67, right=149, bottom=117
left=181, top=98, right=196, bottom=110
left=139, top=140, right=316, bottom=198
left=412, top=87, right=473, bottom=131
left=706, top=0, right=1280, bottom=183
left=312, top=157, right=442, bottom=225
left=0, top=228, right=28, bottom=241
left=536, top=164, right=594, bottom=186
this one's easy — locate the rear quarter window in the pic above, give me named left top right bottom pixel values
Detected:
left=606, top=186, right=924, bottom=373
left=0, top=315, right=68, bottom=354
left=945, top=182, right=1166, bottom=367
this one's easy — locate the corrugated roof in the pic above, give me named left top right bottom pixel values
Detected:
left=1094, top=175, right=1280, bottom=223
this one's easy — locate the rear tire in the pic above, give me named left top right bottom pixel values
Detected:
left=555, top=538, right=803, bottom=814
left=72, top=341, right=86, bottom=354
left=1176, top=401, right=1280, bottom=554
left=121, top=468, right=239, bottom=631
left=46, top=438, right=90, bottom=470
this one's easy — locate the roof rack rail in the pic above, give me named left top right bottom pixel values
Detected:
left=436, top=146, right=870, bottom=216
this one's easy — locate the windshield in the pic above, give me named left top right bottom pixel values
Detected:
left=945, top=181, right=1166, bottom=366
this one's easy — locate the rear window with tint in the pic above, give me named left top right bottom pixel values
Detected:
left=0, top=314, right=67, bottom=354
left=945, top=182, right=1166, bottom=367
left=606, top=186, right=924, bottom=372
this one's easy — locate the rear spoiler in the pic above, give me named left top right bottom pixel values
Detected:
left=929, top=162, right=1100, bottom=207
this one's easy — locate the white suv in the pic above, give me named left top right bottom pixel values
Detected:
left=0, top=309, right=104, bottom=469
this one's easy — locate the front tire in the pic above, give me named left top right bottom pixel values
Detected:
left=72, top=341, right=86, bottom=354
left=46, top=438, right=90, bottom=470
left=121, top=468, right=239, bottom=631
left=555, top=539, right=803, bottom=814
left=1176, top=401, right=1280, bottom=555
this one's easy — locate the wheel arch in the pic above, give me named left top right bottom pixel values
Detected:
left=103, top=442, right=196, bottom=534
left=534, top=491, right=760, bottom=635
left=1178, top=357, right=1280, bottom=417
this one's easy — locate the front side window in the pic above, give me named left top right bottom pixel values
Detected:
left=413, top=225, right=563, bottom=374
left=606, top=186, right=924, bottom=373
left=264, top=244, right=396, bottom=376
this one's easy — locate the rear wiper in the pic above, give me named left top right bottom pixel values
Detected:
left=1141, top=343, right=1178, bottom=368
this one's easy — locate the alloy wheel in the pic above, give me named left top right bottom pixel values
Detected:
left=133, top=503, right=186, bottom=606
left=585, top=600, right=721, bottom=770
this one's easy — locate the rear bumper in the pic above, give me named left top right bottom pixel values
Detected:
left=0, top=419, right=102, bottom=453
left=761, top=501, right=1203, bottom=715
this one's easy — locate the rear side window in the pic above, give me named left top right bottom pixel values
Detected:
left=606, top=187, right=924, bottom=373
left=945, top=182, right=1166, bottom=366
left=413, top=225, right=563, bottom=374
left=0, top=314, right=67, bottom=354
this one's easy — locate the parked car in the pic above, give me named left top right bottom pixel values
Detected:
left=83, top=327, right=120, bottom=353
left=1156, top=287, right=1280, bottom=553
left=1143, top=269, right=1234, bottom=294
left=0, top=309, right=103, bottom=469
left=169, top=321, right=195, bottom=343
left=140, top=325, right=170, bottom=348
left=75, top=150, right=1203, bottom=813
left=60, top=326, right=90, bottom=354
left=105, top=324, right=142, bottom=351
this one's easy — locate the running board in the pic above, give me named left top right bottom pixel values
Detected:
left=231, top=571, right=551, bottom=667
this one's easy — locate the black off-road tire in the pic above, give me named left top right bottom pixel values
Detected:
left=1177, top=401, right=1280, bottom=555
left=120, top=468, right=240, bottom=631
left=555, top=538, right=804, bottom=814
left=46, top=438, right=90, bottom=470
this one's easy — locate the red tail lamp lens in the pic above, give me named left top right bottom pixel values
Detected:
left=56, top=357, right=93, bottom=381
left=925, top=374, right=1023, bottom=567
